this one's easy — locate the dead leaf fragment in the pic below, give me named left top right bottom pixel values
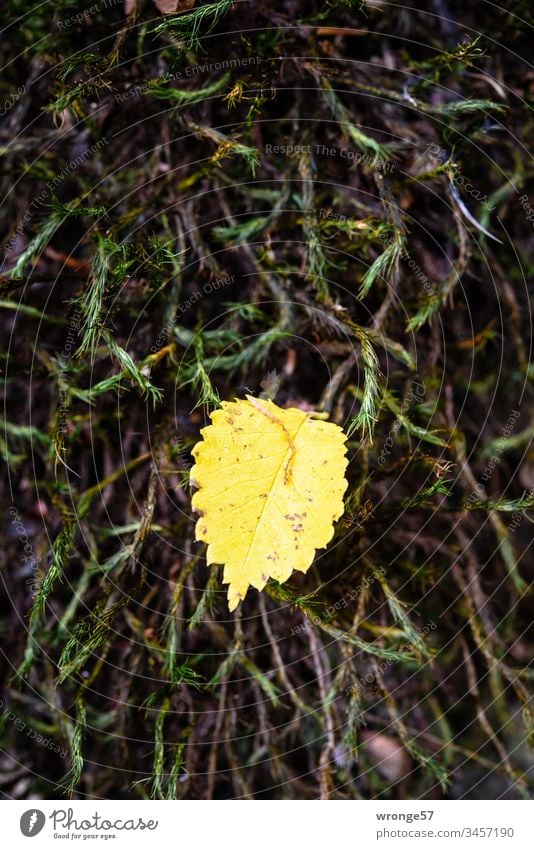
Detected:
left=361, top=731, right=411, bottom=782
left=152, top=0, right=195, bottom=14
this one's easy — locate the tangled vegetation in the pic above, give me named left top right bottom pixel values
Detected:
left=0, top=0, right=533, bottom=799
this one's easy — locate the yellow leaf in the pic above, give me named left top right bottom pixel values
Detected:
left=191, top=395, right=349, bottom=611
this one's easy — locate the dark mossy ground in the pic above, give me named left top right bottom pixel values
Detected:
left=0, top=0, right=533, bottom=800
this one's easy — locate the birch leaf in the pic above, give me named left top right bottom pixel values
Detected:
left=191, top=395, right=349, bottom=611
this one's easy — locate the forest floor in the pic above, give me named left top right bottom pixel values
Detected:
left=0, top=0, right=533, bottom=799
